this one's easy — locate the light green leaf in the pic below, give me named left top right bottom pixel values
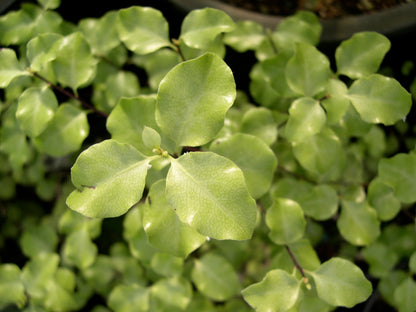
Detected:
left=310, top=257, right=372, bottom=308
left=367, top=178, right=401, bottom=221
left=156, top=53, right=236, bottom=147
left=0, top=264, right=26, bottom=309
left=337, top=200, right=380, bottom=246
left=66, top=140, right=152, bottom=218
left=180, top=8, right=235, bottom=49
left=33, top=104, right=89, bottom=157
left=179, top=34, right=226, bottom=59
left=249, top=62, right=281, bottom=108
left=108, top=284, right=149, bottom=312
left=378, top=153, right=416, bottom=204
left=299, top=184, right=338, bottom=221
left=191, top=253, right=240, bottom=301
left=16, top=86, right=58, bottom=138
left=286, top=42, right=331, bottom=97
left=26, top=33, right=62, bottom=72
left=347, top=74, right=411, bottom=125
left=143, top=180, right=206, bottom=258
left=394, top=277, right=416, bottom=312
left=20, top=223, right=58, bottom=258
left=361, top=242, right=399, bottom=278
left=0, top=49, right=30, bottom=88
left=288, top=239, right=321, bottom=271
left=37, top=0, right=60, bottom=9
left=223, top=20, right=264, bottom=52
left=240, top=107, right=278, bottom=146
left=0, top=7, right=36, bottom=45
left=285, top=97, right=326, bottom=143
left=116, top=6, right=172, bottom=55
left=166, top=152, right=257, bottom=240
left=142, top=126, right=161, bottom=150
left=266, top=197, right=306, bottom=245
left=63, top=227, right=97, bottom=269
left=210, top=133, right=277, bottom=199
left=150, top=276, right=192, bottom=311
left=51, top=32, right=96, bottom=90
left=336, top=32, right=390, bottom=79
left=150, top=253, right=183, bottom=277
left=242, top=269, right=302, bottom=312
left=321, top=79, right=349, bottom=124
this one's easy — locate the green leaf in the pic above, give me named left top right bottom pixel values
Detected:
left=150, top=276, right=192, bottom=311
left=191, top=253, right=240, bottom=301
left=394, top=277, right=416, bottom=312
left=240, top=107, right=278, bottom=146
left=33, top=104, right=89, bottom=157
left=0, top=264, right=26, bottom=309
left=63, top=227, right=97, bottom=269
left=367, top=178, right=401, bottom=221
left=361, top=242, right=399, bottom=278
left=309, top=257, right=372, bottom=308
left=166, top=152, right=257, bottom=240
left=210, top=133, right=277, bottom=199
left=37, top=0, right=60, bottom=9
left=142, top=126, right=161, bottom=150
left=379, top=270, right=407, bottom=307
left=0, top=49, right=30, bottom=88
left=150, top=253, right=183, bottom=277
left=66, top=140, right=152, bottom=218
left=26, top=33, right=62, bottom=73
left=143, top=180, right=206, bottom=258
left=223, top=20, right=264, bottom=52
left=266, top=197, right=306, bottom=245
left=16, top=86, right=58, bottom=138
left=285, top=97, right=326, bottom=143
left=0, top=7, right=35, bottom=45
left=378, top=153, right=416, bottom=204
left=337, top=200, right=380, bottom=246
left=180, top=8, right=235, bottom=49
left=242, top=269, right=302, bottom=312
left=321, top=79, right=349, bottom=124
left=336, top=32, right=390, bottom=79
left=347, top=74, right=412, bottom=125
left=116, top=6, right=172, bottom=55
left=286, top=42, right=331, bottom=97
left=298, top=184, right=339, bottom=221
left=108, top=284, right=149, bottom=312
left=156, top=53, right=236, bottom=147
left=20, top=223, right=58, bottom=258
left=51, top=32, right=97, bottom=91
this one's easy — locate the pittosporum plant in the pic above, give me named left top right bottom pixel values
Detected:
left=1, top=1, right=415, bottom=311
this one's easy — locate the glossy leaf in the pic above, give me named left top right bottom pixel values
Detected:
left=166, top=152, right=257, bottom=240
left=266, top=198, right=306, bottom=245
left=108, top=284, right=149, bottom=312
left=150, top=276, right=192, bottom=311
left=223, top=20, right=264, bottom=52
left=337, top=200, right=380, bottom=246
left=210, top=134, right=277, bottom=199
left=66, top=140, right=152, bottom=218
left=310, top=257, right=372, bottom=308
left=285, top=97, right=326, bottom=143
left=378, top=153, right=416, bottom=204
left=242, top=269, right=302, bottom=312
left=51, top=32, right=97, bottom=90
left=0, top=48, right=30, bottom=88
left=33, top=104, right=89, bottom=157
left=285, top=42, right=331, bottom=97
left=191, top=253, right=240, bottom=301
left=156, top=53, right=236, bottom=147
left=116, top=6, right=172, bottom=55
left=394, top=277, right=416, bottom=312
left=26, top=33, right=62, bottom=72
left=0, top=264, right=26, bottom=309
left=180, top=8, right=235, bottom=49
left=240, top=107, right=278, bottom=146
left=347, top=74, right=411, bottom=125
left=367, top=178, right=401, bottom=221
left=16, top=86, right=58, bottom=138
left=143, top=180, right=206, bottom=258
left=336, top=32, right=390, bottom=79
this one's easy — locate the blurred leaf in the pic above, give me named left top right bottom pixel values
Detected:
left=108, top=284, right=149, bottom=312
left=223, top=20, right=264, bottom=52
left=0, top=264, right=26, bottom=309
left=367, top=178, right=401, bottom=221
left=240, top=107, right=278, bottom=146
left=150, top=276, right=192, bottom=311
left=37, top=0, right=60, bottom=9
left=0, top=49, right=30, bottom=88
left=361, top=242, right=399, bottom=278
left=20, top=223, right=58, bottom=258
left=63, top=227, right=97, bottom=269
left=394, top=277, right=416, bottom=312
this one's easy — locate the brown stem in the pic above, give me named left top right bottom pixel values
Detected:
left=285, top=245, right=308, bottom=283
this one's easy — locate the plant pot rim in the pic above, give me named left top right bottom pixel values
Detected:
left=169, top=0, right=416, bottom=42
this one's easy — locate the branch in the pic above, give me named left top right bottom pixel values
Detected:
left=285, top=245, right=310, bottom=286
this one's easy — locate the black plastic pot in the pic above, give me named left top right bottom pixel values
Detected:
left=169, top=0, right=416, bottom=43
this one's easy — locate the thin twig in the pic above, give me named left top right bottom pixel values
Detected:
left=285, top=245, right=309, bottom=284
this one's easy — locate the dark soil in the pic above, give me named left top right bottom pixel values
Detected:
left=218, top=0, right=411, bottom=18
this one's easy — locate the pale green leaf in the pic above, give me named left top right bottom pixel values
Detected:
left=242, top=269, right=302, bottom=312
left=143, top=180, right=206, bottom=258
left=361, top=242, right=399, bottom=278
left=288, top=239, right=321, bottom=271
left=299, top=184, right=338, bottom=221
left=63, top=227, right=97, bottom=269
left=378, top=270, right=407, bottom=307
left=223, top=20, right=264, bottom=52
left=367, top=178, right=401, bottom=221
left=26, top=33, right=62, bottom=72
left=150, top=253, right=183, bottom=277
left=156, top=53, right=236, bottom=146
left=321, top=79, right=349, bottom=124
left=51, top=32, right=97, bottom=90
left=0, top=7, right=35, bottom=45
left=108, top=284, right=149, bottom=312
left=285, top=97, right=326, bottom=143
left=266, top=197, right=306, bottom=245
left=249, top=62, right=281, bottom=108
left=0, top=264, right=26, bottom=309
left=179, top=34, right=226, bottom=59
left=142, top=126, right=162, bottom=150
left=240, top=107, right=278, bottom=146
left=286, top=42, right=331, bottom=97
left=336, top=32, right=390, bottom=79
left=37, top=0, right=60, bottom=9
left=310, top=257, right=372, bottom=308
left=180, top=8, right=235, bottom=49
left=166, top=152, right=257, bottom=240
left=394, top=277, right=416, bottom=312
left=191, top=253, right=240, bottom=301
left=0, top=49, right=30, bottom=88
left=378, top=153, right=416, bottom=204
left=20, top=223, right=58, bottom=258
left=348, top=74, right=411, bottom=125
left=33, top=104, right=89, bottom=157
left=210, top=133, right=277, bottom=199
left=116, top=6, right=172, bottom=55
left=150, top=276, right=192, bottom=311
left=66, top=140, right=152, bottom=218
left=16, top=86, right=58, bottom=138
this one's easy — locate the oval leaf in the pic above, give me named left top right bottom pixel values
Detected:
left=66, top=140, right=151, bottom=218
left=348, top=74, right=411, bottom=125
left=156, top=53, right=236, bottom=146
left=166, top=152, right=257, bottom=240
left=108, top=284, right=149, bottom=312
left=310, top=257, right=372, bottom=308
left=0, top=48, right=30, bottom=88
